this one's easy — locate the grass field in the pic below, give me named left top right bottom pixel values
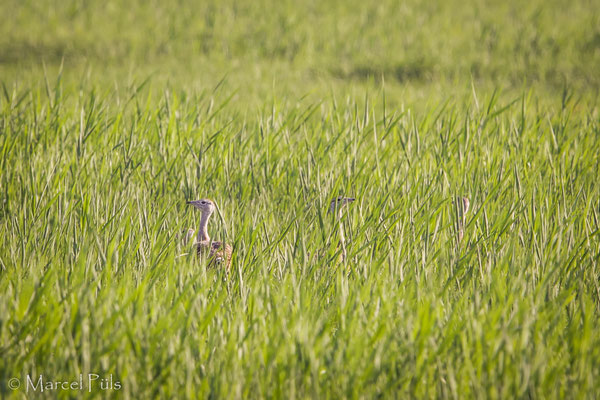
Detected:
left=1, top=0, right=600, bottom=398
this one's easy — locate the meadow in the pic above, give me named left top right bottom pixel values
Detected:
left=1, top=0, right=600, bottom=398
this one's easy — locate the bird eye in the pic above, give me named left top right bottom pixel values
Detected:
left=201, top=201, right=206, bottom=204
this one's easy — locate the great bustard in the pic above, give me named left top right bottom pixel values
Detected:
left=186, top=199, right=233, bottom=269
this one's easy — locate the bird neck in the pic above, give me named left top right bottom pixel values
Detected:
left=332, top=214, right=348, bottom=262
left=338, top=221, right=345, bottom=242
left=197, top=211, right=212, bottom=242
left=330, top=213, right=346, bottom=241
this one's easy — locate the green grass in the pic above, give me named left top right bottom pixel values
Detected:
left=1, top=0, right=600, bottom=398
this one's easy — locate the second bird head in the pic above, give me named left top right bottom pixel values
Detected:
left=328, top=196, right=355, bottom=214
left=187, top=199, right=215, bottom=214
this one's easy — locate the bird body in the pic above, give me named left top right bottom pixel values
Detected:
left=196, top=239, right=232, bottom=266
left=187, top=199, right=232, bottom=269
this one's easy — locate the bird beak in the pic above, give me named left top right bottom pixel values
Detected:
left=347, top=198, right=355, bottom=202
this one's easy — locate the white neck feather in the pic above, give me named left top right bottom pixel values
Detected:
left=197, top=211, right=212, bottom=242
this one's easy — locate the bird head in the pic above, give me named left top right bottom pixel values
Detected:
left=461, top=197, right=470, bottom=214
left=328, top=196, right=355, bottom=214
left=457, top=196, right=470, bottom=216
left=186, top=199, right=216, bottom=214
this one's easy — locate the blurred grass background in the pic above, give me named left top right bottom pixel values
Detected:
left=1, top=0, right=599, bottom=101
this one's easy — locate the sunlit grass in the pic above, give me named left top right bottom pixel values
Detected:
left=1, top=0, right=600, bottom=398
left=1, top=75, right=599, bottom=398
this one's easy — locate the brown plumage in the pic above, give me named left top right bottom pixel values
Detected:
left=187, top=199, right=233, bottom=269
